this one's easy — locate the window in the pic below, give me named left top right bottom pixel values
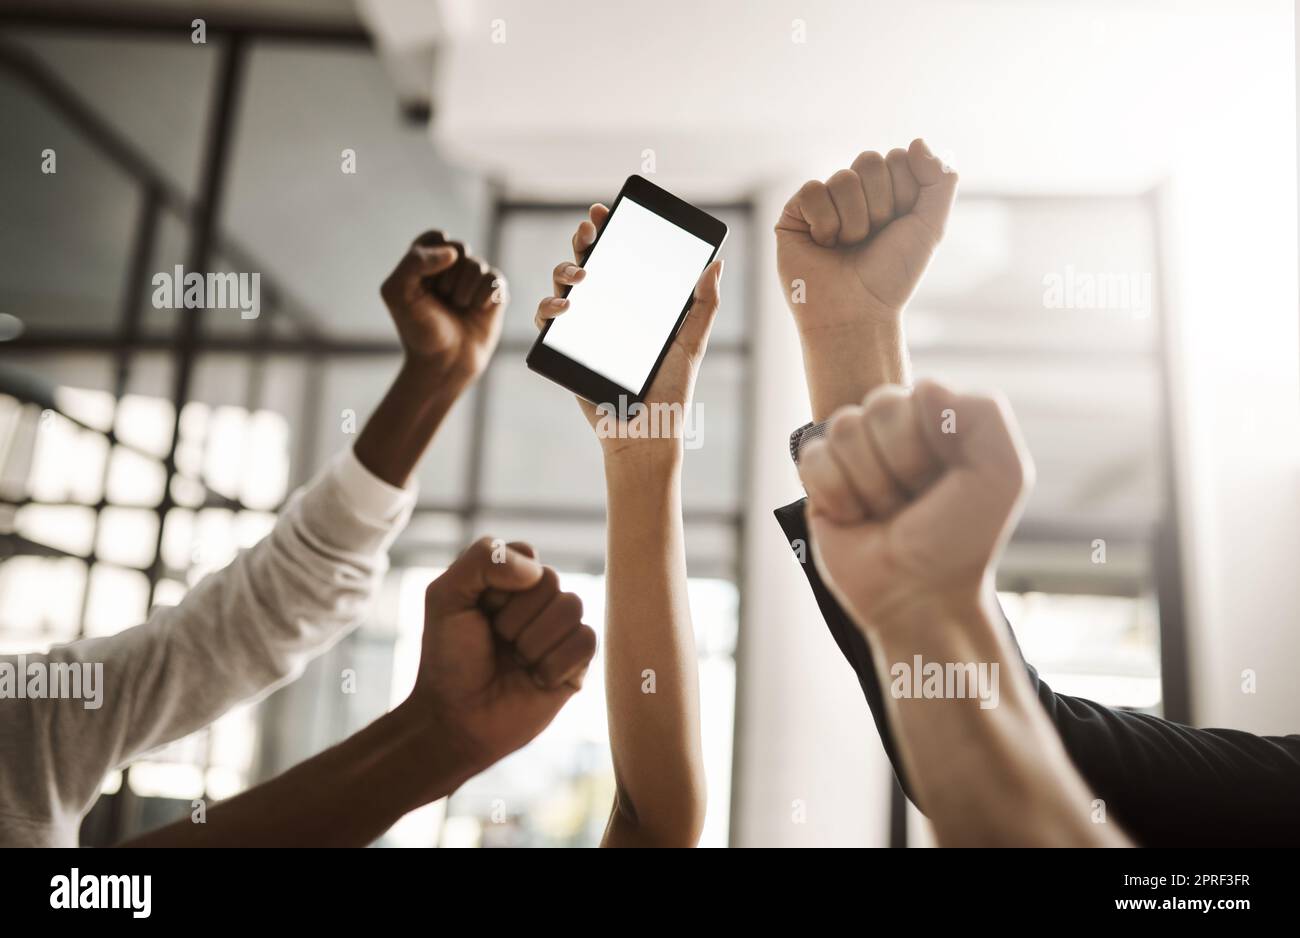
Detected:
left=0, top=23, right=754, bottom=847
left=908, top=195, right=1169, bottom=712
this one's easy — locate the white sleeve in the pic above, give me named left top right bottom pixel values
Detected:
left=0, top=447, right=415, bottom=842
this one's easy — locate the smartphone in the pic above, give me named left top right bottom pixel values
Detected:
left=526, top=175, right=728, bottom=405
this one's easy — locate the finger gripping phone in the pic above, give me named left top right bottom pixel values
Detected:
left=527, top=175, right=728, bottom=405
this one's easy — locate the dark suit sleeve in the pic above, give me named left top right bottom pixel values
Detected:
left=775, top=497, right=1300, bottom=846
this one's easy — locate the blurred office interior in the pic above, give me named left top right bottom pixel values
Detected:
left=0, top=0, right=1296, bottom=846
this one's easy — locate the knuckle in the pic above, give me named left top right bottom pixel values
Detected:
left=553, top=591, right=584, bottom=622
left=537, top=566, right=561, bottom=594
left=469, top=535, right=497, bottom=560
left=1000, top=454, right=1027, bottom=493
left=827, top=407, right=863, bottom=446
left=574, top=624, right=598, bottom=659
left=862, top=384, right=904, bottom=417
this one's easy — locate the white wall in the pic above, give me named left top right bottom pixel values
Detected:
left=1160, top=15, right=1300, bottom=732
left=731, top=184, right=891, bottom=847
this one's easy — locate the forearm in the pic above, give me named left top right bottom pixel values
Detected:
left=799, top=320, right=910, bottom=422
left=353, top=358, right=468, bottom=488
left=123, top=702, right=474, bottom=847
left=600, top=454, right=706, bottom=847
left=866, top=591, right=1129, bottom=847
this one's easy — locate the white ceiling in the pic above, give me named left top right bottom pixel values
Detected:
left=360, top=0, right=1296, bottom=199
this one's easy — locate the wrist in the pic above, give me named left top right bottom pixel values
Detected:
left=602, top=441, right=683, bottom=480
left=797, top=319, right=908, bottom=421
left=862, top=581, right=1002, bottom=658
left=399, top=354, right=475, bottom=396
left=387, top=698, right=484, bottom=806
left=604, top=452, right=682, bottom=505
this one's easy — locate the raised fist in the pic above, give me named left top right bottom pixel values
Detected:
left=798, top=381, right=1033, bottom=633
left=776, top=140, right=957, bottom=332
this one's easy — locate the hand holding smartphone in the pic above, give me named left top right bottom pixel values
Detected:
left=527, top=175, right=728, bottom=406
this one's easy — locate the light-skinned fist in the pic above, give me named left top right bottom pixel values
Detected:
left=775, top=140, right=957, bottom=332
left=797, top=380, right=1033, bottom=634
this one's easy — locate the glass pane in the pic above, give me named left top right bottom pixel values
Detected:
left=468, top=513, right=607, bottom=575
left=139, top=211, right=190, bottom=338
left=95, top=507, right=159, bottom=570
left=159, top=508, right=196, bottom=574
left=0, top=353, right=114, bottom=396
left=122, top=353, right=175, bottom=400
left=1000, top=591, right=1161, bottom=710
left=14, top=503, right=95, bottom=557
left=310, top=355, right=474, bottom=503
left=0, top=31, right=219, bottom=339
left=190, top=508, right=238, bottom=582
left=389, top=511, right=466, bottom=569
left=222, top=42, right=489, bottom=342
left=0, top=557, right=85, bottom=649
left=0, top=65, right=135, bottom=337
left=913, top=355, right=1163, bottom=531
left=912, top=194, right=1167, bottom=716
left=190, top=354, right=251, bottom=409
left=114, top=394, right=175, bottom=460
left=480, top=355, right=607, bottom=511
left=681, top=350, right=743, bottom=514
left=83, top=563, right=149, bottom=637
left=27, top=411, right=107, bottom=505
left=498, top=211, right=590, bottom=343
left=7, top=30, right=219, bottom=197
left=462, top=514, right=736, bottom=584
left=709, top=207, right=752, bottom=346
left=910, top=197, right=1157, bottom=354
left=105, top=445, right=168, bottom=507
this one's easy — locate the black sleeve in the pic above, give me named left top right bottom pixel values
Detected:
left=775, top=497, right=1300, bottom=846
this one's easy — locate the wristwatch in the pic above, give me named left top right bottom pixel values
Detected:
left=788, top=420, right=830, bottom=466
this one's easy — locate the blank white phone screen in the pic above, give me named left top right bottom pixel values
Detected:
left=542, top=196, right=715, bottom=395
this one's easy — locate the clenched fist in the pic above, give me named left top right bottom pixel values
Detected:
left=798, top=381, right=1033, bottom=634
left=380, top=231, right=507, bottom=385
left=776, top=141, right=958, bottom=421
left=410, top=537, right=596, bottom=774
left=776, top=139, right=957, bottom=329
